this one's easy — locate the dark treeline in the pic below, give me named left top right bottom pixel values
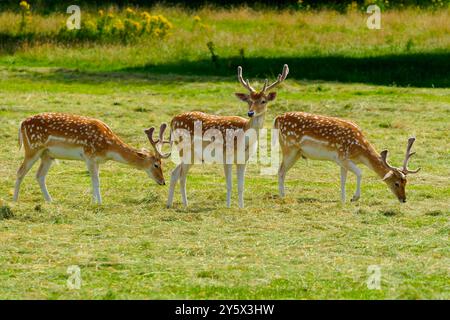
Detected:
left=0, top=0, right=445, bottom=12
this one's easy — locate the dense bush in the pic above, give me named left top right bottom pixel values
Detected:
left=58, top=7, right=172, bottom=42
left=3, top=1, right=173, bottom=44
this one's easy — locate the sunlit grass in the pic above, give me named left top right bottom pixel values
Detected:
left=0, top=67, right=448, bottom=299
left=0, top=4, right=448, bottom=300
left=0, top=7, right=449, bottom=71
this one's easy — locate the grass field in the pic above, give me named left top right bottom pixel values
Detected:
left=0, top=5, right=449, bottom=299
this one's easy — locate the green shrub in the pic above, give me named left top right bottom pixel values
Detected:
left=49, top=6, right=173, bottom=43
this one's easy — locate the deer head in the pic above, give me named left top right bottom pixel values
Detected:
left=143, top=123, right=171, bottom=185
left=380, top=137, right=421, bottom=202
left=235, top=64, right=289, bottom=118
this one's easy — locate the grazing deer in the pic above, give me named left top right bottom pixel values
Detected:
left=274, top=112, right=420, bottom=202
left=14, top=113, right=170, bottom=204
left=167, top=64, right=289, bottom=208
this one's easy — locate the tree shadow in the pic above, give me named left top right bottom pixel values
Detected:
left=121, top=53, right=450, bottom=88
left=7, top=51, right=450, bottom=88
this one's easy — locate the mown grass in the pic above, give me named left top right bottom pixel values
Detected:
left=0, top=66, right=448, bottom=299
left=0, top=6, right=449, bottom=299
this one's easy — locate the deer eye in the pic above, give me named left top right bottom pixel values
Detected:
left=261, top=100, right=266, bottom=104
left=154, top=163, right=159, bottom=168
left=395, top=182, right=400, bottom=187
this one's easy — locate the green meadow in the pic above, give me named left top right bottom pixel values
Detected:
left=0, top=5, right=448, bottom=299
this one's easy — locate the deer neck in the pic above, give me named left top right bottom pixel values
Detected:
left=245, top=112, right=266, bottom=132
left=108, top=142, right=147, bottom=169
left=361, top=145, right=391, bottom=179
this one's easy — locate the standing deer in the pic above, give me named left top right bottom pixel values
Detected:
left=14, top=113, right=170, bottom=204
left=274, top=112, right=420, bottom=202
left=167, top=64, right=289, bottom=208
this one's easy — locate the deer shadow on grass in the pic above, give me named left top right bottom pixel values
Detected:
left=172, top=206, right=217, bottom=214
left=296, top=196, right=336, bottom=204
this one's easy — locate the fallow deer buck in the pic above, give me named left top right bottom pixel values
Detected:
left=167, top=64, right=289, bottom=208
left=275, top=112, right=420, bottom=202
left=14, top=113, right=170, bottom=204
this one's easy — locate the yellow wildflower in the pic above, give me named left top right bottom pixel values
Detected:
left=141, top=11, right=151, bottom=20
left=19, top=1, right=30, bottom=11
left=84, top=20, right=97, bottom=32
left=157, top=15, right=172, bottom=29
left=132, top=21, right=142, bottom=32
left=125, top=7, right=135, bottom=16
left=348, top=1, right=358, bottom=11
left=113, top=19, right=124, bottom=31
left=153, top=28, right=161, bottom=37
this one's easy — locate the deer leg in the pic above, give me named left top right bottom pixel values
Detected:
left=13, top=151, right=41, bottom=202
left=278, top=148, right=301, bottom=197
left=179, top=164, right=191, bottom=207
left=86, top=159, right=102, bottom=204
left=340, top=166, right=348, bottom=203
left=224, top=164, right=232, bottom=208
left=347, top=161, right=362, bottom=202
left=167, top=163, right=182, bottom=208
left=236, top=164, right=246, bottom=208
left=36, top=152, right=54, bottom=202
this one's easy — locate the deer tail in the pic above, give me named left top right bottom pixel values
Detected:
left=273, top=116, right=280, bottom=130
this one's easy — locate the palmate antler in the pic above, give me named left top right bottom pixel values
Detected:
left=144, top=123, right=171, bottom=159
left=380, top=137, right=421, bottom=175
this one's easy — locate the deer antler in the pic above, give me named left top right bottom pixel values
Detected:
left=380, top=149, right=397, bottom=171
left=380, top=137, right=421, bottom=175
left=402, top=137, right=420, bottom=174
left=237, top=66, right=256, bottom=93
left=263, top=64, right=289, bottom=92
left=145, top=123, right=171, bottom=159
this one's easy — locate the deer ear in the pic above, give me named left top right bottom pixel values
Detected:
left=267, top=92, right=277, bottom=101
left=382, top=171, right=394, bottom=181
left=235, top=93, right=250, bottom=102
left=137, top=148, right=149, bottom=158
left=137, top=152, right=146, bottom=159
